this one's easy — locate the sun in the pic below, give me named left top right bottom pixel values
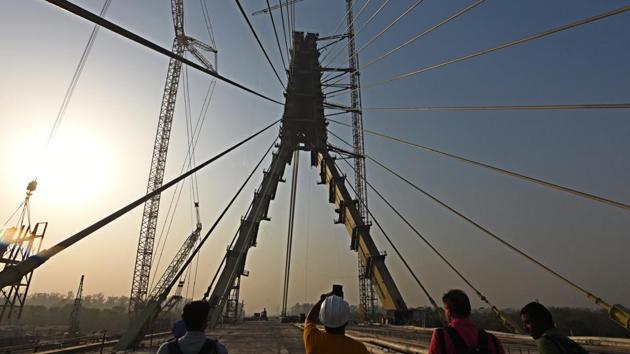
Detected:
left=6, top=125, right=114, bottom=207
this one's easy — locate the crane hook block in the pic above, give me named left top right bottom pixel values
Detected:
left=26, top=180, right=37, bottom=192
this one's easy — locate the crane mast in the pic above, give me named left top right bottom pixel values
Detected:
left=129, top=0, right=217, bottom=315
left=343, top=0, right=375, bottom=322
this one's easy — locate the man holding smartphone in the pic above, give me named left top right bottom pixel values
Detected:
left=303, top=285, right=368, bottom=354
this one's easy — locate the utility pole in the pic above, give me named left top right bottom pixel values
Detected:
left=129, top=0, right=217, bottom=315
left=68, top=275, right=84, bottom=336
left=344, top=0, right=376, bottom=322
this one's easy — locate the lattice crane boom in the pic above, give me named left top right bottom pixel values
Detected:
left=342, top=0, right=376, bottom=322
left=129, top=0, right=216, bottom=315
left=68, top=275, right=84, bottom=336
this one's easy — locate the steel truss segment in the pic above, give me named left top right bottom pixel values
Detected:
left=207, top=144, right=292, bottom=327
left=316, top=151, right=407, bottom=313
left=206, top=31, right=407, bottom=326
left=0, top=222, right=46, bottom=321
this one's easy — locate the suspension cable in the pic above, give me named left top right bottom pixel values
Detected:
left=318, top=0, right=355, bottom=62
left=365, top=152, right=630, bottom=329
left=322, top=0, right=481, bottom=91
left=323, top=0, right=426, bottom=88
left=183, top=66, right=201, bottom=204
left=151, top=174, right=188, bottom=291
left=328, top=0, right=358, bottom=39
left=235, top=0, right=286, bottom=90
left=281, top=150, right=299, bottom=317
left=361, top=148, right=605, bottom=302
left=40, top=0, right=111, bottom=175
left=334, top=143, right=520, bottom=333
left=151, top=78, right=217, bottom=289
left=362, top=0, right=485, bottom=70
left=202, top=204, right=256, bottom=300
left=363, top=5, right=630, bottom=89
left=266, top=0, right=288, bottom=72
left=199, top=0, right=216, bottom=48
left=2, top=202, right=25, bottom=228
left=322, top=0, right=373, bottom=59
left=356, top=0, right=424, bottom=54
left=0, top=119, right=280, bottom=288
left=202, top=139, right=277, bottom=300
left=290, top=0, right=297, bottom=44
left=44, top=0, right=284, bottom=105
left=334, top=159, right=443, bottom=318
left=321, top=0, right=390, bottom=66
left=363, top=103, right=630, bottom=112
left=151, top=136, right=279, bottom=304
left=344, top=0, right=373, bottom=37
left=278, top=0, right=291, bottom=63
left=328, top=119, right=630, bottom=212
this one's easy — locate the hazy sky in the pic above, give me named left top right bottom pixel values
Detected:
left=1, top=0, right=629, bottom=316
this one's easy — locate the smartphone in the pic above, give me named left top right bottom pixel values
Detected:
left=332, top=284, right=344, bottom=298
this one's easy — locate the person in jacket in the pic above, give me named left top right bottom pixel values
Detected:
left=520, top=302, right=587, bottom=354
left=428, top=289, right=505, bottom=354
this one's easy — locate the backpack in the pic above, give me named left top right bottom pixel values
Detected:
left=167, top=338, right=218, bottom=354
left=437, top=327, right=499, bottom=354
left=542, top=334, right=588, bottom=354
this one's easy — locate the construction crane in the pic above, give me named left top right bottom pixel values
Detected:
left=0, top=180, right=47, bottom=321
left=251, top=0, right=304, bottom=16
left=161, top=279, right=185, bottom=313
left=116, top=204, right=202, bottom=350
left=129, top=0, right=217, bottom=315
left=68, top=275, right=84, bottom=336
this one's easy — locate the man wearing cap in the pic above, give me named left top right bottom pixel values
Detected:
left=303, top=292, right=368, bottom=354
left=157, top=300, right=228, bottom=354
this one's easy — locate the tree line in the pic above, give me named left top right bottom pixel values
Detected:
left=9, top=293, right=630, bottom=338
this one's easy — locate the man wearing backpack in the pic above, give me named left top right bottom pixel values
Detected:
left=428, top=290, right=505, bottom=354
left=520, top=302, right=588, bottom=354
left=157, top=301, right=228, bottom=354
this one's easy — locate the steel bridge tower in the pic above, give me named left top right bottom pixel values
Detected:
left=205, top=32, right=410, bottom=327
left=129, top=0, right=216, bottom=315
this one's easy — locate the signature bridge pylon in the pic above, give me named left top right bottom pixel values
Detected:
left=205, top=32, right=410, bottom=327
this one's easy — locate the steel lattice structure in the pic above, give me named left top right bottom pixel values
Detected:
left=343, top=0, right=376, bottom=322
left=129, top=0, right=217, bottom=315
left=206, top=32, right=409, bottom=328
left=0, top=181, right=46, bottom=321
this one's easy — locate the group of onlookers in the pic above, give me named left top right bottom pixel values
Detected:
left=157, top=289, right=588, bottom=354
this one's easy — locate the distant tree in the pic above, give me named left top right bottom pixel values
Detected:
left=289, top=303, right=313, bottom=316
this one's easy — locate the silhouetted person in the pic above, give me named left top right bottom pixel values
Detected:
left=520, top=302, right=587, bottom=354
left=303, top=292, right=368, bottom=354
left=428, top=289, right=504, bottom=354
left=157, top=301, right=227, bottom=354
left=171, top=319, right=186, bottom=339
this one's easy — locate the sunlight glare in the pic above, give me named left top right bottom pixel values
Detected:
left=6, top=125, right=114, bottom=206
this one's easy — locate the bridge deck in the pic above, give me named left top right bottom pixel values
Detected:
left=209, top=321, right=305, bottom=354
left=130, top=321, right=628, bottom=354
